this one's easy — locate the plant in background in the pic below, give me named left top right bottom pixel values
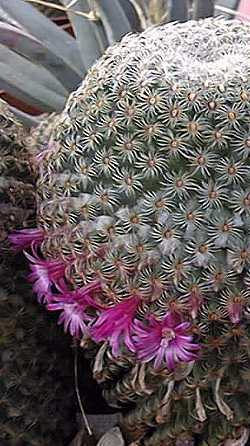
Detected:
left=0, top=99, right=35, bottom=255
left=12, top=16, right=250, bottom=446
left=0, top=0, right=225, bottom=124
left=0, top=0, right=142, bottom=122
left=0, top=100, right=78, bottom=446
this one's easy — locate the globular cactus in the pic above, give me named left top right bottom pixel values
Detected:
left=12, top=18, right=250, bottom=445
left=0, top=101, right=78, bottom=446
left=0, top=99, right=35, bottom=250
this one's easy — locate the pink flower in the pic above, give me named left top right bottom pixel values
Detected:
left=187, top=288, right=204, bottom=320
left=133, top=312, right=200, bottom=369
left=48, top=299, right=92, bottom=337
left=8, top=228, right=44, bottom=252
left=34, top=141, right=60, bottom=165
left=25, top=250, right=67, bottom=303
left=221, top=290, right=247, bottom=324
left=47, top=281, right=102, bottom=337
left=91, top=296, right=140, bottom=357
left=228, top=300, right=243, bottom=324
left=54, top=281, right=102, bottom=308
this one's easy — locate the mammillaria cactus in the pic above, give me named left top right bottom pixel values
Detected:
left=0, top=99, right=35, bottom=253
left=12, top=18, right=250, bottom=445
left=0, top=100, right=78, bottom=446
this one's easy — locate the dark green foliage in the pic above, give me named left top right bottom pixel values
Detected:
left=0, top=101, right=77, bottom=446
left=0, top=99, right=35, bottom=246
left=0, top=280, right=77, bottom=446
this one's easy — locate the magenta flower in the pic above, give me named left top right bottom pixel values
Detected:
left=188, top=289, right=204, bottom=320
left=49, top=299, right=93, bottom=337
left=47, top=281, right=102, bottom=337
left=228, top=300, right=243, bottom=324
left=8, top=228, right=44, bottom=252
left=25, top=250, right=67, bottom=303
left=48, top=299, right=92, bottom=337
left=133, top=312, right=200, bottom=369
left=34, top=141, right=60, bottom=166
left=91, top=296, right=140, bottom=357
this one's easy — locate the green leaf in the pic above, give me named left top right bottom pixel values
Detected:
left=170, top=0, right=189, bottom=21
left=118, top=0, right=142, bottom=32
left=0, top=5, right=22, bottom=27
left=95, top=0, right=133, bottom=45
left=193, top=0, right=214, bottom=19
left=61, top=0, right=106, bottom=72
left=8, top=105, right=41, bottom=128
left=0, top=44, right=67, bottom=111
left=0, top=0, right=84, bottom=76
left=0, top=22, right=82, bottom=91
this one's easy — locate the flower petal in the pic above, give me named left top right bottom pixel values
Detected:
left=9, top=228, right=44, bottom=252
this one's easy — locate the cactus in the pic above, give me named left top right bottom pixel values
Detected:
left=0, top=100, right=78, bottom=446
left=0, top=99, right=35, bottom=250
left=11, top=18, right=250, bottom=445
left=0, top=283, right=77, bottom=446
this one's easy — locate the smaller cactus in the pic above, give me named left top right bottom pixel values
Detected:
left=0, top=99, right=35, bottom=249
left=0, top=283, right=77, bottom=446
left=0, top=100, right=79, bottom=446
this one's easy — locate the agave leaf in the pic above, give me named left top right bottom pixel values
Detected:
left=61, top=0, right=106, bottom=71
left=0, top=0, right=84, bottom=76
left=193, top=0, right=214, bottom=19
left=118, top=0, right=142, bottom=31
left=0, top=5, right=22, bottom=28
left=0, top=22, right=82, bottom=91
left=8, top=105, right=41, bottom=128
left=91, top=17, right=109, bottom=56
left=169, top=0, right=189, bottom=21
left=0, top=44, right=67, bottom=111
left=94, top=0, right=133, bottom=45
